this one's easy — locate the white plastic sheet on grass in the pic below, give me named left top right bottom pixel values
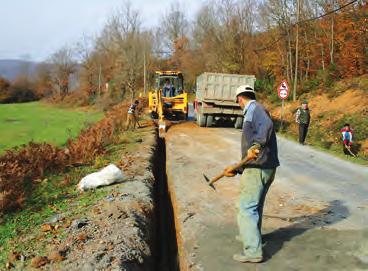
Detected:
left=77, top=164, right=124, bottom=192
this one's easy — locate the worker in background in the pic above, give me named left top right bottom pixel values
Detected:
left=340, top=123, right=354, bottom=156
left=162, top=79, right=174, bottom=97
left=126, top=100, right=140, bottom=130
left=224, top=85, right=280, bottom=263
left=295, top=100, right=311, bottom=145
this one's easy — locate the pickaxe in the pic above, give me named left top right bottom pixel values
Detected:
left=344, top=144, right=356, bottom=157
left=203, top=155, right=255, bottom=190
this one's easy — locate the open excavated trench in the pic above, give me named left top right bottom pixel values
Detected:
left=41, top=128, right=182, bottom=271
left=152, top=134, right=181, bottom=271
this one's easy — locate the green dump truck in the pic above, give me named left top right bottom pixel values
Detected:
left=194, top=72, right=256, bottom=128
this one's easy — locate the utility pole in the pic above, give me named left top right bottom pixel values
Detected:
left=143, top=48, right=146, bottom=96
left=293, top=0, right=300, bottom=102
left=98, top=63, right=102, bottom=97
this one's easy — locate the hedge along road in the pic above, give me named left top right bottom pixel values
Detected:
left=164, top=121, right=368, bottom=271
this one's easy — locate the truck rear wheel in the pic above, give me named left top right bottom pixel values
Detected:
left=206, top=115, right=213, bottom=127
left=234, top=116, right=243, bottom=129
left=197, top=106, right=207, bottom=127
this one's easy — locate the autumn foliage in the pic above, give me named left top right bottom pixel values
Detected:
left=159, top=1, right=367, bottom=94
left=0, top=102, right=130, bottom=214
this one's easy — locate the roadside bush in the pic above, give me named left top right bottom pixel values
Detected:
left=59, top=90, right=90, bottom=107
left=255, top=78, right=274, bottom=94
left=95, top=94, right=120, bottom=111
left=0, top=75, right=40, bottom=104
left=321, top=140, right=333, bottom=149
left=315, top=64, right=338, bottom=91
left=302, top=77, right=320, bottom=93
left=0, top=86, right=39, bottom=103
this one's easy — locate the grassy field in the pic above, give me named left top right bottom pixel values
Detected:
left=0, top=102, right=103, bottom=154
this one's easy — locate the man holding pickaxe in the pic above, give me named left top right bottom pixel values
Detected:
left=224, top=85, right=280, bottom=263
left=126, top=100, right=142, bottom=130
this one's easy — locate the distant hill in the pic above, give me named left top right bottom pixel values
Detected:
left=0, top=59, right=38, bottom=81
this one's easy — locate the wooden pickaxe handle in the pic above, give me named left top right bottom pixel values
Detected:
left=208, top=156, right=254, bottom=186
left=345, top=144, right=356, bottom=157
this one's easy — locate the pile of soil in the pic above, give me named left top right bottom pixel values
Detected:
left=52, top=177, right=156, bottom=271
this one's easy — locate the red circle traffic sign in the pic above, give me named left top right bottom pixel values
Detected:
left=278, top=80, right=289, bottom=100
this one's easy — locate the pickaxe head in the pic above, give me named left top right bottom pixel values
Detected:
left=203, top=174, right=216, bottom=191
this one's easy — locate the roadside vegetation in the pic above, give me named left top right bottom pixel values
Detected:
left=265, top=75, right=368, bottom=163
left=0, top=102, right=103, bottom=154
left=0, top=126, right=153, bottom=269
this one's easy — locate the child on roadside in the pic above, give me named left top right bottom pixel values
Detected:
left=340, top=123, right=354, bottom=156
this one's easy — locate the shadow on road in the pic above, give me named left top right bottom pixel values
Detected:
left=263, top=200, right=349, bottom=261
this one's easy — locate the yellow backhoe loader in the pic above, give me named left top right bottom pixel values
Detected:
left=148, top=71, right=188, bottom=137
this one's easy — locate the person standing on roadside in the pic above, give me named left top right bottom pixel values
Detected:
left=295, top=100, right=311, bottom=145
left=126, top=100, right=140, bottom=130
left=224, top=85, right=280, bottom=263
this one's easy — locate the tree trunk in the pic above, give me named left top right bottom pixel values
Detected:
left=304, top=30, right=310, bottom=80
left=314, top=30, right=325, bottom=71
left=293, top=0, right=300, bottom=102
left=277, top=43, right=287, bottom=80
left=287, top=31, right=293, bottom=84
left=330, top=0, right=335, bottom=65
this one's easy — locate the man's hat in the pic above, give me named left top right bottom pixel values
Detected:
left=235, top=85, right=255, bottom=102
left=301, top=100, right=308, bottom=104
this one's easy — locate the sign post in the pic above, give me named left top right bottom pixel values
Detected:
left=277, top=80, right=289, bottom=131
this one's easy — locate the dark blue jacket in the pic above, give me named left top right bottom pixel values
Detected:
left=241, top=101, right=280, bottom=169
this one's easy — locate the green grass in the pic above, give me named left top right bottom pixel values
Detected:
left=0, top=102, right=103, bottom=154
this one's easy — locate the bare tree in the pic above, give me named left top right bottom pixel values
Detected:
left=262, top=0, right=296, bottom=82
left=34, top=62, right=53, bottom=97
left=49, top=46, right=77, bottom=97
left=160, top=2, right=189, bottom=52
left=94, top=1, right=150, bottom=101
left=75, top=35, right=103, bottom=97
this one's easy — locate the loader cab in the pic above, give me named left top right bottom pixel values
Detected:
left=149, top=70, right=188, bottom=121
left=155, top=71, right=184, bottom=97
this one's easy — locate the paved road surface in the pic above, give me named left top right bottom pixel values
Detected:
left=165, top=121, right=368, bottom=271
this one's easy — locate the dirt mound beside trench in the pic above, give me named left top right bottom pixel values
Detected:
left=53, top=178, right=155, bottom=271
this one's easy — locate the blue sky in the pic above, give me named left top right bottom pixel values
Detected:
left=0, top=0, right=203, bottom=61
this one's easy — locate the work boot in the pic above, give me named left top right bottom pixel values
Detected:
left=233, top=253, right=263, bottom=263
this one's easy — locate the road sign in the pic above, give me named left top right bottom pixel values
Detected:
left=278, top=80, right=289, bottom=131
left=278, top=80, right=289, bottom=100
